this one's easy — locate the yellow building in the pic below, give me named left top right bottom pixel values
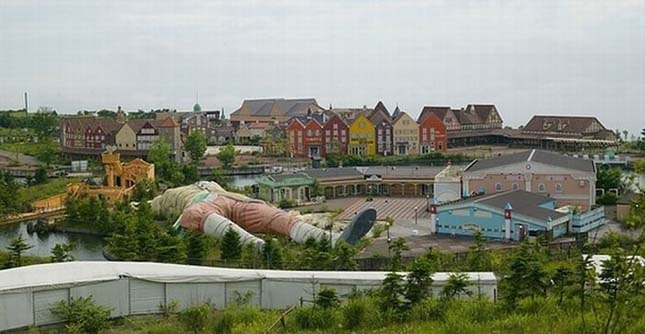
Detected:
left=348, top=113, right=376, bottom=156
left=392, top=112, right=419, bottom=155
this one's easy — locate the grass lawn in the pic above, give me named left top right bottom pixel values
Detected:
left=17, top=177, right=82, bottom=205
left=0, top=140, right=60, bottom=157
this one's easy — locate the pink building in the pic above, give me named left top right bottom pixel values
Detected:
left=462, top=149, right=597, bottom=210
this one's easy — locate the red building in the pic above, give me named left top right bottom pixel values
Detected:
left=286, top=119, right=306, bottom=158
left=303, top=118, right=323, bottom=158
left=322, top=114, right=349, bottom=156
left=286, top=117, right=324, bottom=158
left=417, top=113, right=447, bottom=153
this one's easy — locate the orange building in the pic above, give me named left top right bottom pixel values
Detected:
left=417, top=113, right=447, bottom=153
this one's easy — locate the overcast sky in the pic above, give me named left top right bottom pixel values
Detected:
left=1, top=0, right=643, bottom=136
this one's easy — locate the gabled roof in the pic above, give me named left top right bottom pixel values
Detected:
left=369, top=107, right=392, bottom=126
left=443, top=190, right=567, bottom=222
left=464, top=104, right=499, bottom=123
left=62, top=117, right=123, bottom=134
left=392, top=106, right=402, bottom=119
left=465, top=149, right=595, bottom=173
left=393, top=111, right=414, bottom=125
left=523, top=115, right=608, bottom=134
left=157, top=117, right=179, bottom=128
left=373, top=101, right=390, bottom=115
left=418, top=106, right=452, bottom=123
left=231, top=98, right=321, bottom=117
left=322, top=112, right=349, bottom=128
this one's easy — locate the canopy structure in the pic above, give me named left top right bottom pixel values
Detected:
left=0, top=262, right=497, bottom=332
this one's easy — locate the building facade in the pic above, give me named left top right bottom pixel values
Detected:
left=418, top=113, right=447, bottom=153
left=419, top=106, right=461, bottom=131
left=369, top=103, right=393, bottom=156
left=462, top=149, right=597, bottom=210
left=322, top=113, right=349, bottom=156
left=392, top=112, right=419, bottom=155
left=348, top=113, right=376, bottom=156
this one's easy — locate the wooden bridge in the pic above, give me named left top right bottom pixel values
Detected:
left=1, top=208, right=66, bottom=225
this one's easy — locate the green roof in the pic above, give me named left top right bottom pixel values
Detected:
left=256, top=173, right=314, bottom=188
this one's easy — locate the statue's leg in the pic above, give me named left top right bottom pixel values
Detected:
left=176, top=199, right=265, bottom=249
left=202, top=213, right=265, bottom=250
left=226, top=198, right=376, bottom=246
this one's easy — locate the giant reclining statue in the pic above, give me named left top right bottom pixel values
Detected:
left=151, top=181, right=376, bottom=249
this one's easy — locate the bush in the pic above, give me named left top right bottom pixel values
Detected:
left=597, top=192, right=618, bottom=205
left=211, top=312, right=233, bottom=334
left=342, top=296, right=382, bottom=330
left=51, top=296, right=111, bottom=334
left=409, top=298, right=443, bottom=322
left=291, top=307, right=338, bottom=330
left=315, top=288, right=340, bottom=309
left=179, top=304, right=211, bottom=334
left=278, top=198, right=296, bottom=209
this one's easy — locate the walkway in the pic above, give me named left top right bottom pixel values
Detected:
left=337, top=197, right=433, bottom=221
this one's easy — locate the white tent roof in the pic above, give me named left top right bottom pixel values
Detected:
left=0, top=262, right=497, bottom=294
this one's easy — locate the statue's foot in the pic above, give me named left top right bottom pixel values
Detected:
left=337, top=208, right=377, bottom=246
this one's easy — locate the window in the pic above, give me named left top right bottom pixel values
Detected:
left=512, top=183, right=519, bottom=191
left=538, top=183, right=546, bottom=192
left=555, top=183, right=563, bottom=193
left=495, top=183, right=502, bottom=192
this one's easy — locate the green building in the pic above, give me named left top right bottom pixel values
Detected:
left=256, top=173, right=315, bottom=204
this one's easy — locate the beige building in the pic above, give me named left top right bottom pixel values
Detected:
left=115, top=123, right=137, bottom=151
left=462, top=149, right=597, bottom=210
left=392, top=112, right=419, bottom=155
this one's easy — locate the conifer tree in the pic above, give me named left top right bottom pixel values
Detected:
left=185, top=231, right=208, bottom=265
left=4, top=234, right=33, bottom=268
left=220, top=227, right=242, bottom=261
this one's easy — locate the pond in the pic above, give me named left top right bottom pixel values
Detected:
left=0, top=221, right=106, bottom=261
left=229, top=174, right=259, bottom=189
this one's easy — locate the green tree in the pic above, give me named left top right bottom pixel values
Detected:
left=51, top=242, right=76, bottom=262
left=155, top=228, right=187, bottom=263
left=240, top=242, right=260, bottom=268
left=179, top=304, right=211, bottom=334
left=216, top=143, right=236, bottom=169
left=0, top=173, right=21, bottom=219
left=106, top=217, right=139, bottom=261
left=440, top=272, right=472, bottom=300
left=4, top=234, right=33, bottom=268
left=315, top=288, right=340, bottom=309
left=503, top=241, right=549, bottom=306
left=220, top=227, right=242, bottom=261
left=404, top=257, right=434, bottom=308
left=262, top=237, right=283, bottom=269
left=332, top=241, right=358, bottom=270
left=379, top=238, right=409, bottom=318
left=185, top=130, right=207, bottom=163
left=52, top=296, right=111, bottom=334
left=33, top=166, right=48, bottom=185
left=186, top=231, right=208, bottom=265
left=466, top=230, right=492, bottom=271
left=211, top=168, right=231, bottom=189
left=596, top=166, right=624, bottom=192
left=31, top=109, right=58, bottom=139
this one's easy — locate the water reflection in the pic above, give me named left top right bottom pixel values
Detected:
left=0, top=222, right=106, bottom=261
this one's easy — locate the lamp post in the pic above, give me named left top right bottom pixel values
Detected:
left=426, top=194, right=430, bottom=212
left=414, top=206, right=418, bottom=225
left=386, top=223, right=392, bottom=257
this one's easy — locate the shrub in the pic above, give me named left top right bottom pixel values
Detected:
left=278, top=198, right=295, bottom=209
left=409, top=298, right=443, bottom=322
left=179, top=304, right=211, bottom=334
left=342, top=296, right=382, bottom=330
left=211, top=312, right=233, bottom=334
left=291, top=307, right=338, bottom=330
left=51, top=296, right=111, bottom=334
left=516, top=296, right=559, bottom=317
left=315, top=288, right=340, bottom=309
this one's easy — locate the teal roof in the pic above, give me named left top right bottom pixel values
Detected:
left=193, top=103, right=202, bottom=112
left=256, top=173, right=314, bottom=188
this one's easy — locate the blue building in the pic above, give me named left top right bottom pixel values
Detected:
left=430, top=190, right=603, bottom=241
